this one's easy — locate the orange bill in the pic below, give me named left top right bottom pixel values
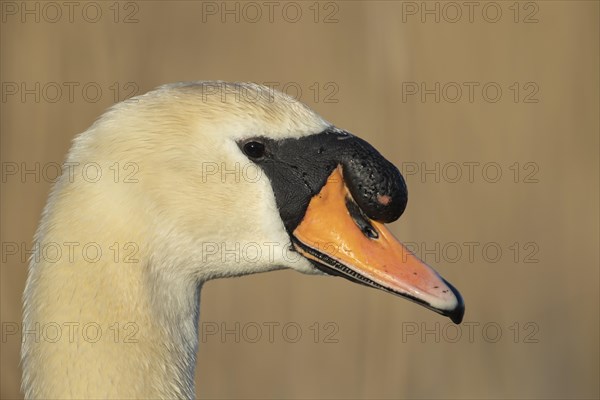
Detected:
left=292, top=167, right=465, bottom=323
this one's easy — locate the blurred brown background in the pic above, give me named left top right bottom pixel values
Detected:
left=1, top=1, right=598, bottom=399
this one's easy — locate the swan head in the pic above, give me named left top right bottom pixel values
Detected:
left=54, top=81, right=464, bottom=323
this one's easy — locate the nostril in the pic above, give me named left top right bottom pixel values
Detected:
left=345, top=197, right=379, bottom=240
left=363, top=226, right=379, bottom=239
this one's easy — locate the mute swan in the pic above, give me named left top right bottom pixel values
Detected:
left=22, top=81, right=464, bottom=399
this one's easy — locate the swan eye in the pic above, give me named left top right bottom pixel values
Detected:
left=243, top=141, right=266, bottom=159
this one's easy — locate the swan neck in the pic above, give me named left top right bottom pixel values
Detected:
left=22, top=253, right=202, bottom=399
